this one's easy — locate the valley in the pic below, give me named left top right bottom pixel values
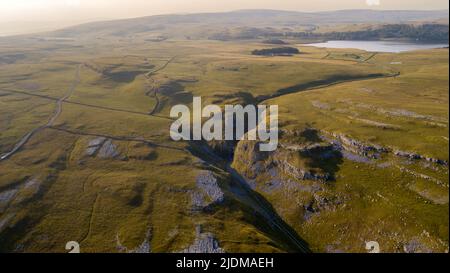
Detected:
left=0, top=9, right=448, bottom=253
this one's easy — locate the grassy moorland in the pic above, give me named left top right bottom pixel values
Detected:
left=256, top=48, right=449, bottom=252
left=0, top=11, right=448, bottom=253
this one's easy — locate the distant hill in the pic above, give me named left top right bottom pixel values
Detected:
left=42, top=9, right=448, bottom=40
left=286, top=24, right=449, bottom=43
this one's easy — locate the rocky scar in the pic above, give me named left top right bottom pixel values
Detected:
left=170, top=97, right=279, bottom=152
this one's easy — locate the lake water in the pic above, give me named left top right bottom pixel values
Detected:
left=305, top=40, right=449, bottom=53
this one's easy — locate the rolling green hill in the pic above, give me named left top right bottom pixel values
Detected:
left=35, top=9, right=449, bottom=40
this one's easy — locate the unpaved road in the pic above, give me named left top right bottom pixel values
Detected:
left=145, top=57, right=176, bottom=115
left=0, top=64, right=81, bottom=161
left=0, top=58, right=179, bottom=162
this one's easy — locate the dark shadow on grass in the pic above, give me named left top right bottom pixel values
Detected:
left=105, top=70, right=143, bottom=83
left=212, top=91, right=258, bottom=105
left=254, top=73, right=397, bottom=102
left=299, top=146, right=344, bottom=181
left=274, top=73, right=388, bottom=97
left=155, top=81, right=194, bottom=114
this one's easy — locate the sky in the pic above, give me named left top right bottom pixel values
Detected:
left=0, top=0, right=449, bottom=35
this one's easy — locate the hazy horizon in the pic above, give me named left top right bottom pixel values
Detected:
left=0, top=0, right=449, bottom=36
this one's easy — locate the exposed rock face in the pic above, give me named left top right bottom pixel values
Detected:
left=88, top=137, right=107, bottom=148
left=276, top=158, right=330, bottom=182
left=97, top=139, right=120, bottom=159
left=23, top=178, right=40, bottom=191
left=328, top=132, right=388, bottom=159
left=229, top=126, right=447, bottom=252
left=403, top=239, right=432, bottom=253
left=191, top=191, right=206, bottom=210
left=233, top=136, right=334, bottom=183
left=85, top=137, right=121, bottom=159
left=232, top=140, right=270, bottom=180
left=129, top=236, right=151, bottom=253
left=322, top=131, right=448, bottom=167
left=195, top=172, right=224, bottom=206
left=179, top=226, right=225, bottom=253
left=0, top=189, right=18, bottom=212
left=230, top=129, right=350, bottom=223
left=395, top=150, right=448, bottom=166
left=303, top=194, right=344, bottom=221
left=14, top=178, right=42, bottom=204
left=0, top=177, right=43, bottom=213
left=395, top=150, right=423, bottom=160
left=320, top=134, right=375, bottom=163
left=0, top=213, right=14, bottom=233
left=86, top=137, right=106, bottom=156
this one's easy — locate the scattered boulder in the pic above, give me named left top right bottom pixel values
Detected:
left=303, top=194, right=343, bottom=221
left=277, top=158, right=331, bottom=182
left=196, top=172, right=224, bottom=205
left=320, top=131, right=389, bottom=162
left=179, top=226, right=225, bottom=253
left=325, top=245, right=346, bottom=253
left=403, top=239, right=432, bottom=253
left=395, top=150, right=422, bottom=160
left=322, top=131, right=448, bottom=167
left=337, top=134, right=388, bottom=156
left=395, top=150, right=448, bottom=166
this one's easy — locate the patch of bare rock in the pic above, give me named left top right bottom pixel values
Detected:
left=85, top=137, right=122, bottom=160
left=178, top=225, right=225, bottom=253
